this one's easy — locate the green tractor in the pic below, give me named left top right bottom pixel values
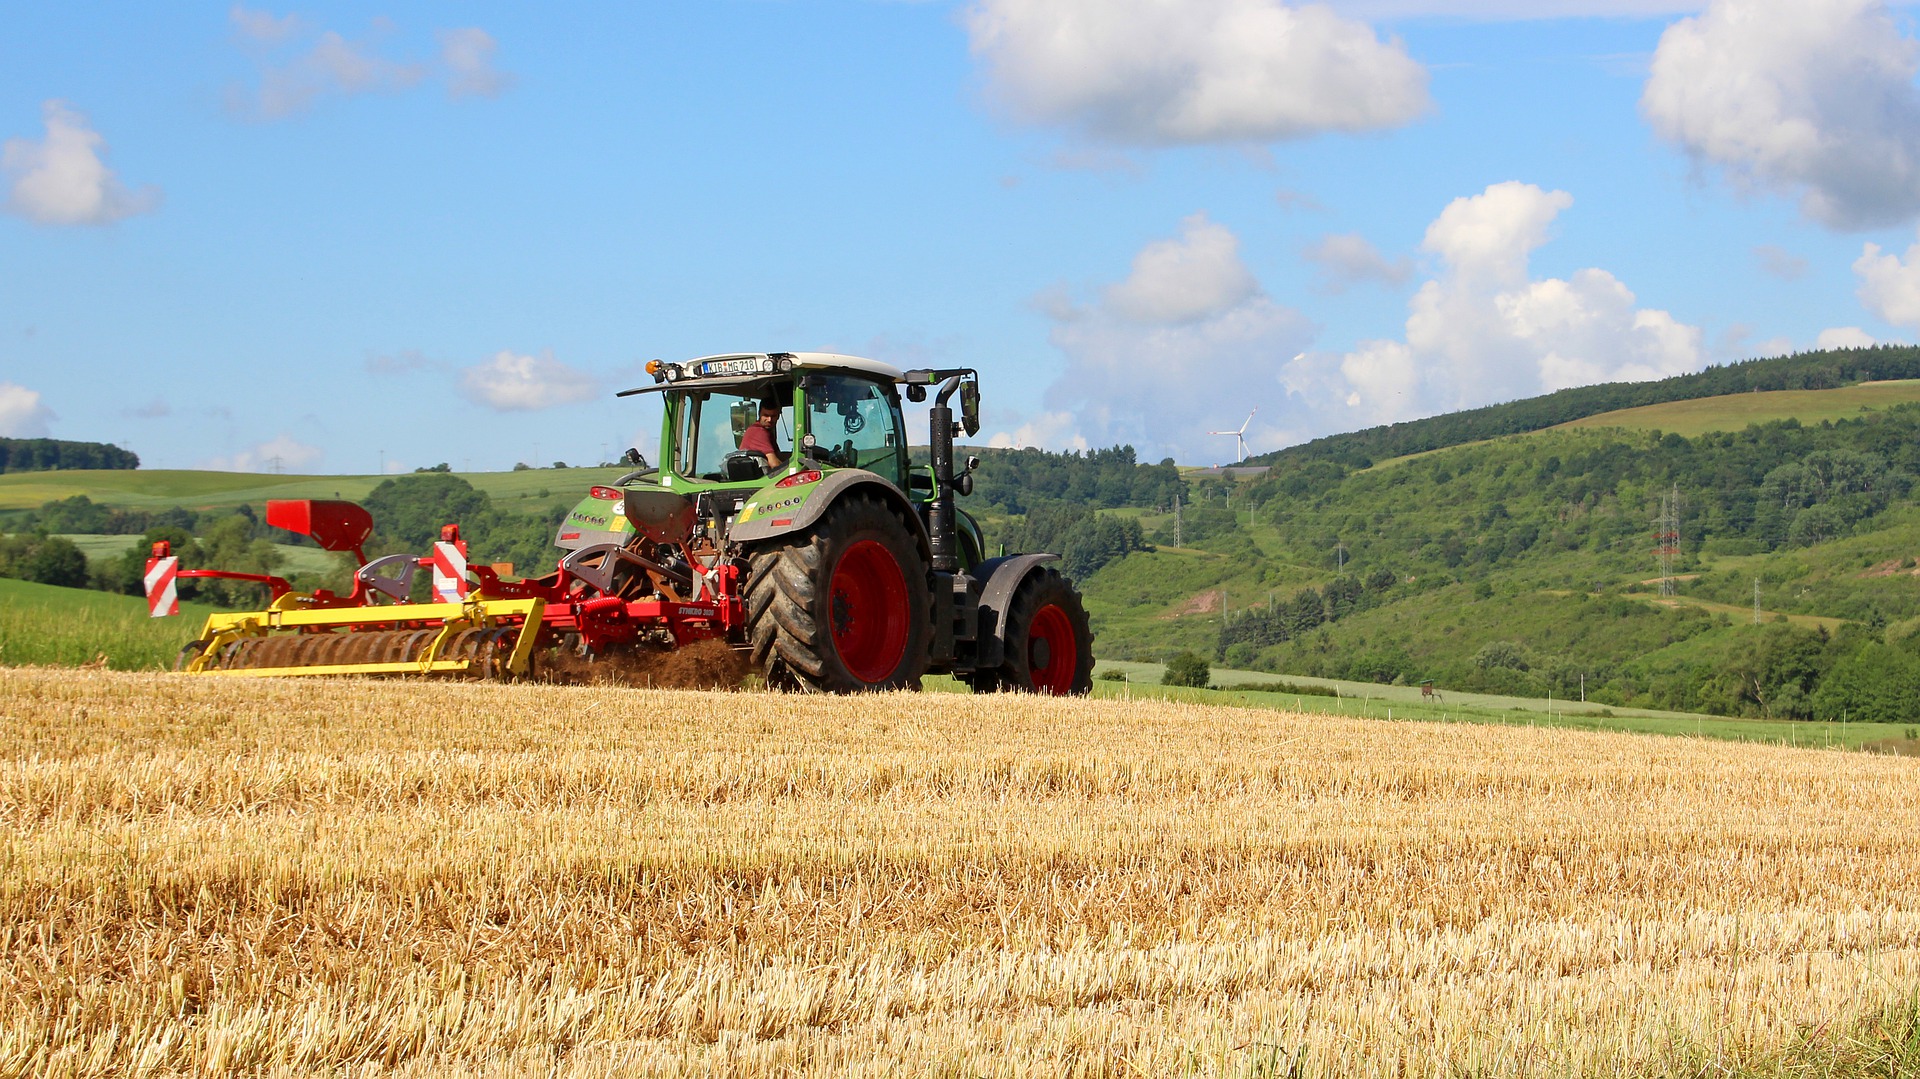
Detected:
left=550, top=351, right=1094, bottom=693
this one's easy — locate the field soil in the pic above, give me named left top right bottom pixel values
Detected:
left=5, top=668, right=1920, bottom=1076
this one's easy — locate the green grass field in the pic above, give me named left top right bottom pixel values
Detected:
left=0, top=465, right=633, bottom=511
left=1556, top=379, right=1920, bottom=437
left=0, top=577, right=217, bottom=670
left=1081, top=660, right=1914, bottom=751
left=54, top=534, right=344, bottom=576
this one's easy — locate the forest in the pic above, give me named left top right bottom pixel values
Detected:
left=1252, top=345, right=1920, bottom=469
left=0, top=438, right=139, bottom=472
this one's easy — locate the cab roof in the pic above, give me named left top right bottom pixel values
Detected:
left=616, top=352, right=907, bottom=397
left=708, top=352, right=906, bottom=382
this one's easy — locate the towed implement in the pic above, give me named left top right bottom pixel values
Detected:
left=152, top=352, right=1094, bottom=694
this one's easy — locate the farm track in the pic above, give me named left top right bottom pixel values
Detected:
left=3, top=668, right=1920, bottom=1076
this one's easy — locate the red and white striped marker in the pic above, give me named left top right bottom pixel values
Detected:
left=144, top=555, right=179, bottom=618
left=431, top=541, right=469, bottom=603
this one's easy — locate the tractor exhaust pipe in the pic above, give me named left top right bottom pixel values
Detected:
left=928, top=374, right=963, bottom=573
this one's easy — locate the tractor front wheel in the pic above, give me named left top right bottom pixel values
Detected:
left=744, top=494, right=932, bottom=692
left=972, top=568, right=1094, bottom=695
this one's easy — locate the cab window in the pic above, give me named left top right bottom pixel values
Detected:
left=673, top=387, right=790, bottom=480
left=805, top=375, right=904, bottom=486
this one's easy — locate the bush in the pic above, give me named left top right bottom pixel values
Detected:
left=1162, top=651, right=1210, bottom=688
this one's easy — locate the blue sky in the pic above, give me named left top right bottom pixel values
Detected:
left=3, top=1, right=1919, bottom=472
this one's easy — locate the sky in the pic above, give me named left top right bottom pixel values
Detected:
left=6, top=0, right=1920, bottom=473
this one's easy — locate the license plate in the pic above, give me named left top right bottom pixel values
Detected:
left=698, top=357, right=769, bottom=377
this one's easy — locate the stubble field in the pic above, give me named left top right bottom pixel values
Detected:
left=4, top=666, right=1920, bottom=1077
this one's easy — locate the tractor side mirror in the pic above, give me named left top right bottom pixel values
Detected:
left=959, top=379, right=981, bottom=438
left=621, top=447, right=647, bottom=467
left=906, top=384, right=926, bottom=403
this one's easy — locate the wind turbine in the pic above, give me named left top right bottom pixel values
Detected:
left=1209, top=407, right=1256, bottom=464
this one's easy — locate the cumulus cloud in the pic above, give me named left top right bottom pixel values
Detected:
left=459, top=350, right=599, bottom=411
left=1855, top=232, right=1920, bottom=328
left=1021, top=213, right=1314, bottom=459
left=1642, top=0, right=1920, bottom=229
left=0, top=383, right=54, bottom=437
left=439, top=28, right=514, bottom=99
left=986, top=410, right=1090, bottom=452
left=1104, top=214, right=1259, bottom=322
left=228, top=8, right=510, bottom=118
left=1300, top=181, right=1703, bottom=426
left=2, top=101, right=160, bottom=226
left=965, top=0, right=1429, bottom=146
left=205, top=434, right=323, bottom=473
left=1304, top=232, right=1413, bottom=292
left=1816, top=326, right=1878, bottom=349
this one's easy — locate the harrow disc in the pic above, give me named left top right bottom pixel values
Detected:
left=207, top=628, right=520, bottom=680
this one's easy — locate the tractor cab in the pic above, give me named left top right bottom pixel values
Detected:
left=602, top=353, right=984, bottom=568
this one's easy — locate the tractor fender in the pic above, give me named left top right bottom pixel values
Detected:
left=971, top=553, right=1061, bottom=669
left=727, top=468, right=931, bottom=560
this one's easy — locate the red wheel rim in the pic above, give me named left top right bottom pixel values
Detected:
left=828, top=539, right=911, bottom=684
left=1027, top=603, right=1077, bottom=695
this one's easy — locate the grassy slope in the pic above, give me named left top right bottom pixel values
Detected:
left=55, top=534, right=342, bottom=576
left=0, top=466, right=633, bottom=512
left=1557, top=379, right=1920, bottom=437
left=0, top=577, right=217, bottom=669
left=1081, top=385, right=1920, bottom=711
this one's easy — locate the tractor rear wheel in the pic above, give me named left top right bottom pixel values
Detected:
left=971, top=568, right=1093, bottom=695
left=744, top=493, right=931, bottom=692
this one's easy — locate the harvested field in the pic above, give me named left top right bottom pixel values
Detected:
left=4, top=667, right=1920, bottom=1076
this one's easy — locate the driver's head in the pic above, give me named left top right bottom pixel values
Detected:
left=758, top=400, right=779, bottom=424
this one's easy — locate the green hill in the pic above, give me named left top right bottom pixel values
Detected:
left=0, top=577, right=222, bottom=670
left=1251, top=345, right=1920, bottom=469
left=1084, top=386, right=1920, bottom=722
left=0, top=465, right=630, bottom=513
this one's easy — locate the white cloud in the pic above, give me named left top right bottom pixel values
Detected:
left=1642, top=0, right=1920, bottom=229
left=1029, top=214, right=1315, bottom=459
left=459, top=350, right=599, bottom=411
left=965, top=0, right=1429, bottom=146
left=439, top=27, right=514, bottom=99
left=1816, top=326, right=1878, bottom=349
left=1855, top=232, right=1920, bottom=327
left=0, top=383, right=54, bottom=437
left=985, top=410, right=1090, bottom=452
left=205, top=434, right=323, bottom=473
left=1104, top=213, right=1258, bottom=322
left=1305, top=182, right=1703, bottom=425
left=229, top=12, right=510, bottom=118
left=2, top=101, right=160, bottom=226
left=1303, top=232, right=1413, bottom=292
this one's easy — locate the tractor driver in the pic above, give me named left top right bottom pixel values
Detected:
left=739, top=396, right=786, bottom=470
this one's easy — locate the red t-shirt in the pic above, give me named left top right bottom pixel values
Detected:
left=740, top=422, right=779, bottom=457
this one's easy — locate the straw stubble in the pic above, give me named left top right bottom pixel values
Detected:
left=2, top=667, right=1917, bottom=1076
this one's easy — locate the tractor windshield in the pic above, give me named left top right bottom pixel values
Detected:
left=804, top=375, right=905, bottom=486
left=673, top=386, right=791, bottom=481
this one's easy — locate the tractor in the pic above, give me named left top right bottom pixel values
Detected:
left=155, top=352, right=1094, bottom=695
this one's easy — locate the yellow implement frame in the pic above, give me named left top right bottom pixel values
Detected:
left=181, top=596, right=547, bottom=678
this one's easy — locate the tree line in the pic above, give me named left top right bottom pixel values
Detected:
left=0, top=438, right=139, bottom=472
left=1250, top=345, right=1920, bottom=471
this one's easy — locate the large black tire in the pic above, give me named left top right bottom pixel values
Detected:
left=971, top=568, right=1094, bottom=695
left=743, top=493, right=932, bottom=692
